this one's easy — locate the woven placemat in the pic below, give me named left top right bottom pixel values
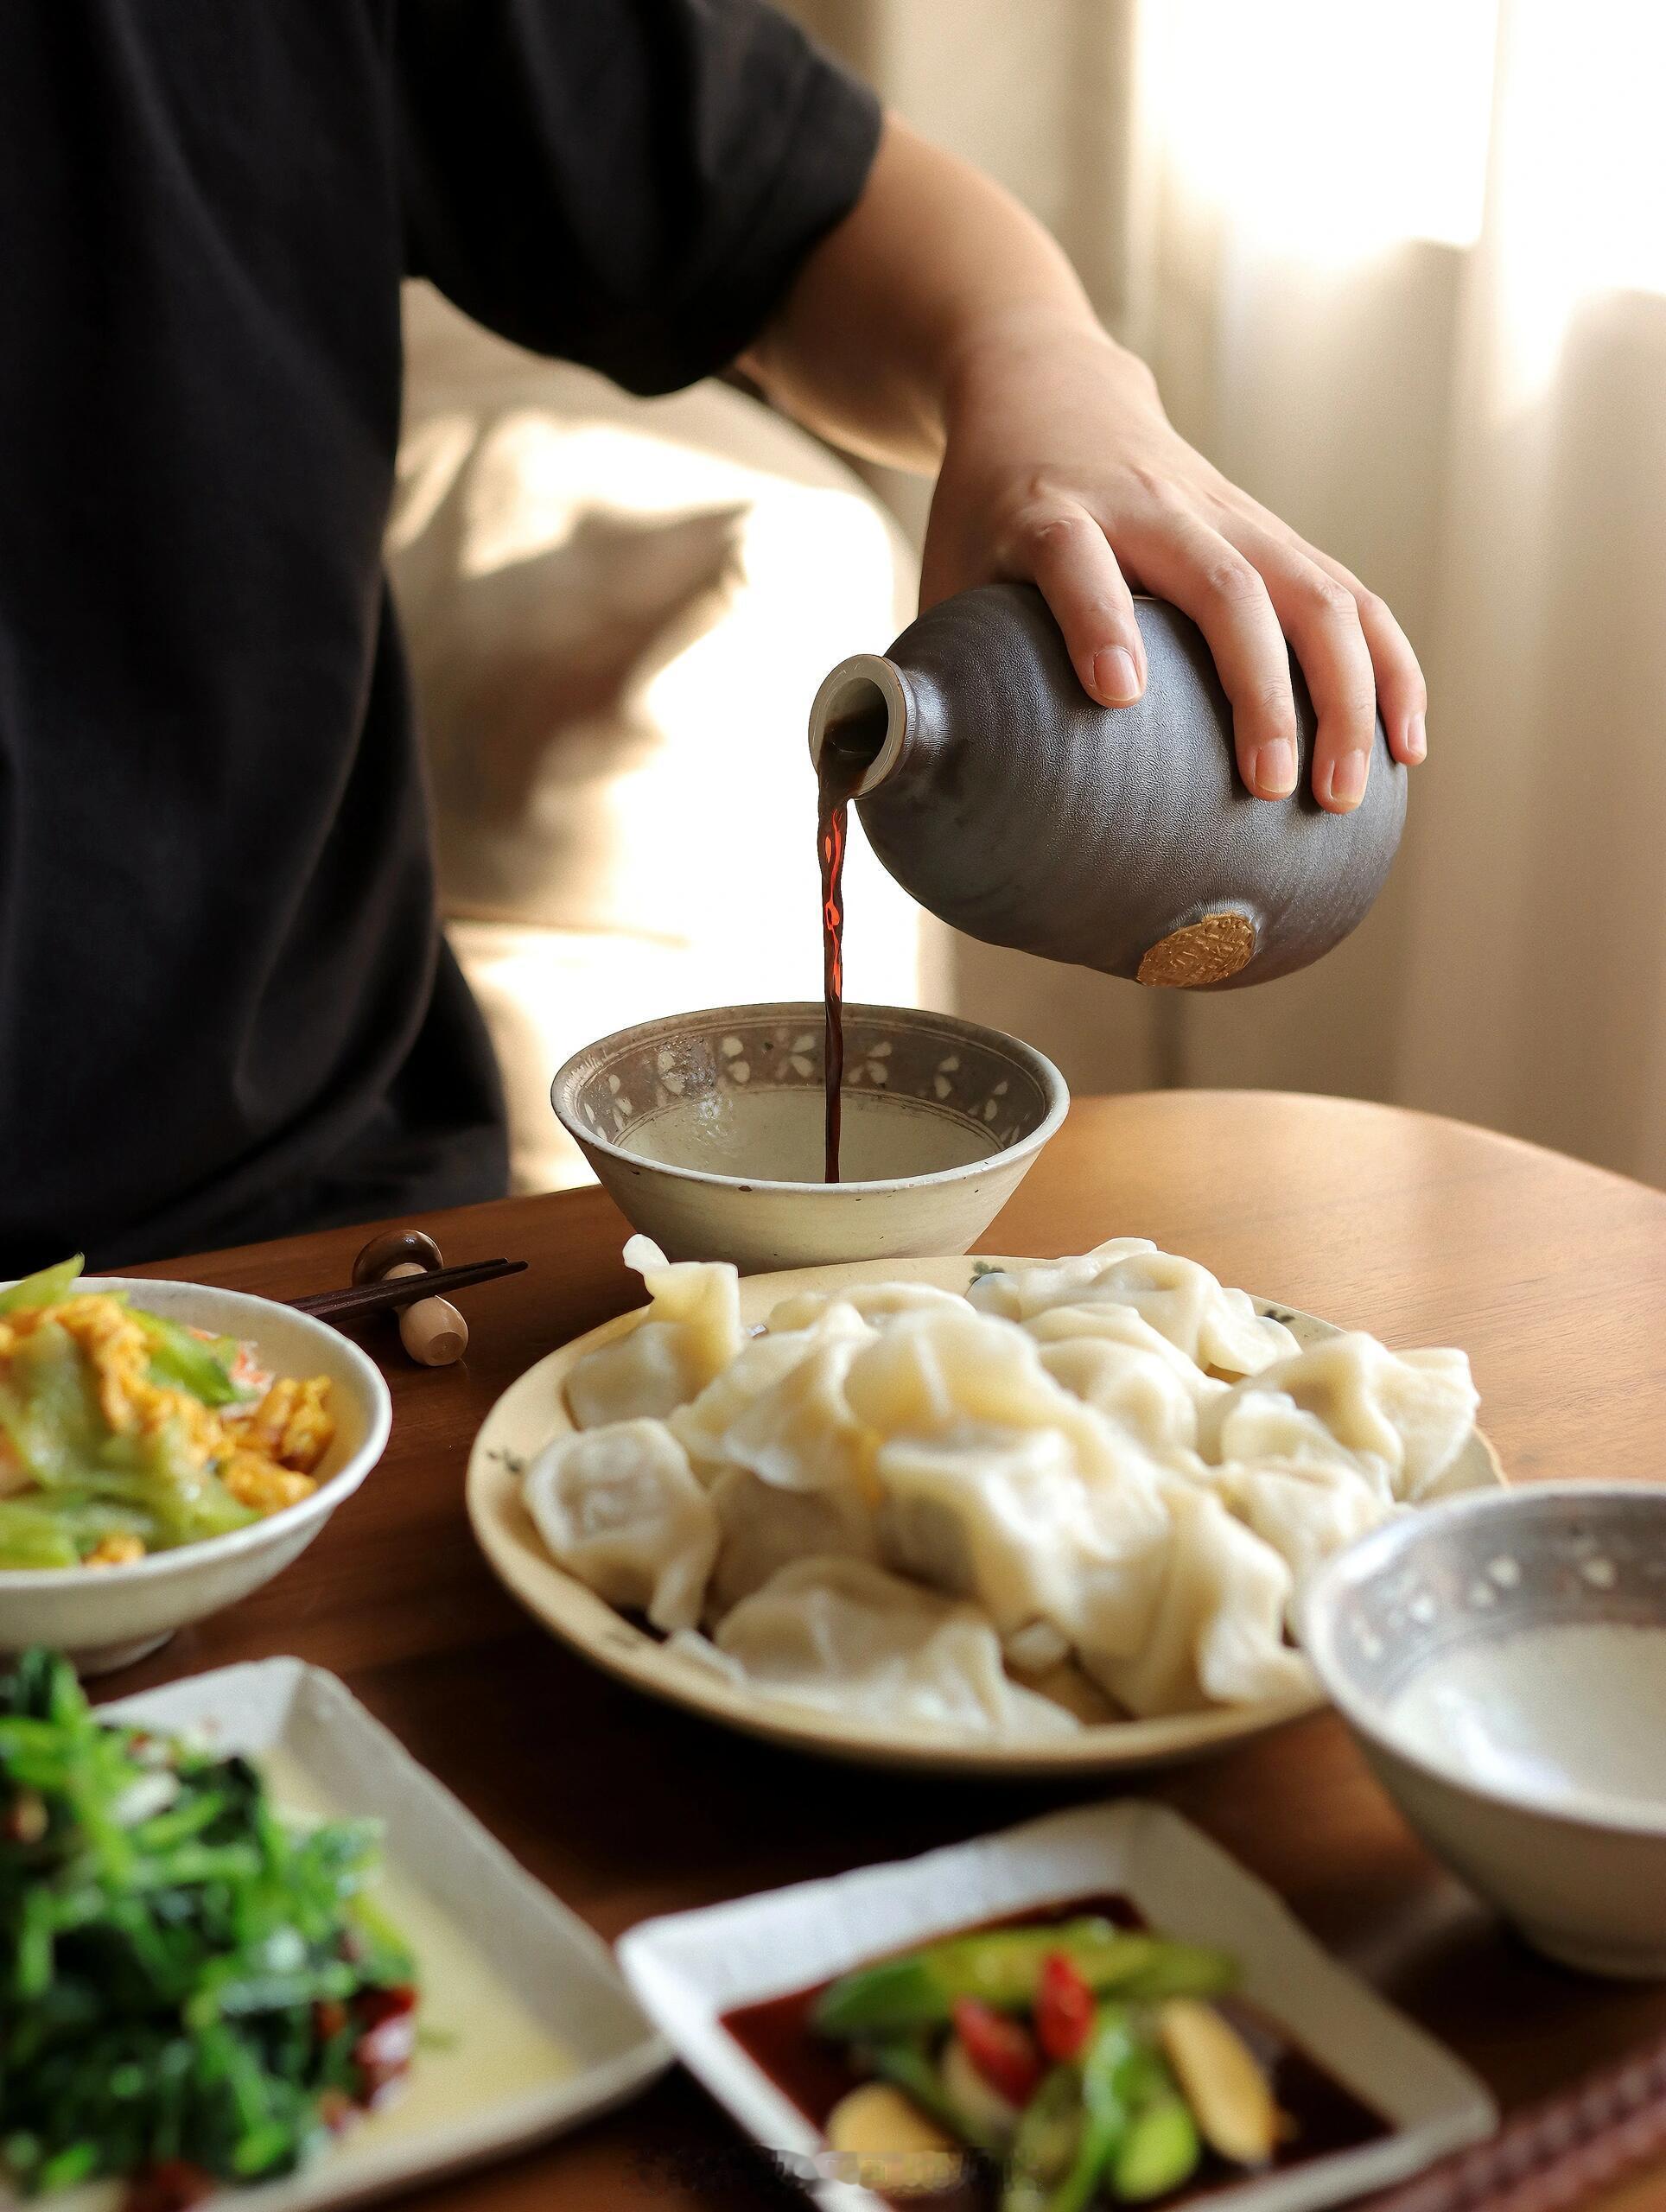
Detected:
left=1358, top=2029, right=1666, bottom=2212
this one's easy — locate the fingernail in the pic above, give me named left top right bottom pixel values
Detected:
left=1406, top=712, right=1427, bottom=763
left=1252, top=738, right=1296, bottom=796
left=1093, top=646, right=1141, bottom=706
left=1328, top=752, right=1368, bottom=807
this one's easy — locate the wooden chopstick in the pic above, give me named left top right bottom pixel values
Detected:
left=290, top=1257, right=526, bottom=1323
left=1358, top=2024, right=1666, bottom=2212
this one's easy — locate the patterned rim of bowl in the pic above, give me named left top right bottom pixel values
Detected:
left=1299, top=1480, right=1666, bottom=1837
left=550, top=1001, right=1069, bottom=1196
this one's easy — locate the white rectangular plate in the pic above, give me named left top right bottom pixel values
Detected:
left=3, top=1658, right=667, bottom=2212
left=619, top=1798, right=1497, bottom=2212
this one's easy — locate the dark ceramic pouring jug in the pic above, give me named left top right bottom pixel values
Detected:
left=806, top=582, right=1405, bottom=989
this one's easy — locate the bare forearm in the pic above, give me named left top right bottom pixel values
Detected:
left=743, top=116, right=1102, bottom=474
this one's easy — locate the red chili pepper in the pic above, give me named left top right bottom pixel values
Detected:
left=1034, top=1950, right=1096, bottom=2062
left=124, top=2161, right=215, bottom=2212
left=951, top=1995, right=1044, bottom=2107
left=353, top=1982, right=420, bottom=2104
left=353, top=1982, right=418, bottom=2029
left=2, top=1789, right=47, bottom=1845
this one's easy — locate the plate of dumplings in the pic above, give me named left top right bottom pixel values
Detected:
left=467, top=1238, right=1503, bottom=1777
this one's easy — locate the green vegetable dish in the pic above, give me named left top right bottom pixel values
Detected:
left=0, top=1649, right=419, bottom=2209
left=724, top=1902, right=1388, bottom=2206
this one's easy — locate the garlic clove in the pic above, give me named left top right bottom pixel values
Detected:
left=1157, top=1998, right=1278, bottom=2167
left=824, top=2081, right=969, bottom=2196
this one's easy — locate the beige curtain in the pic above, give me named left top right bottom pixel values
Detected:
left=787, top=0, right=1666, bottom=1185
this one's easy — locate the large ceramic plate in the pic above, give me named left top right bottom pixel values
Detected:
left=467, top=1257, right=1504, bottom=1779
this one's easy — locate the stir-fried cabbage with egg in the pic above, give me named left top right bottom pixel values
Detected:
left=0, top=1257, right=334, bottom=1568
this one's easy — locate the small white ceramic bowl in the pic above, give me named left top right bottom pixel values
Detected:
left=550, top=1001, right=1069, bottom=1271
left=1301, top=1484, right=1666, bottom=1978
left=0, top=1277, right=391, bottom=1675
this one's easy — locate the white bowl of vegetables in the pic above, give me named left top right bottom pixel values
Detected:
left=0, top=1260, right=391, bottom=1672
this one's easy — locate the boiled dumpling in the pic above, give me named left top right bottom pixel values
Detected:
left=843, top=1307, right=1175, bottom=1659
left=670, top=1303, right=871, bottom=1476
left=1087, top=1486, right=1314, bottom=1717
left=766, top=1281, right=968, bottom=1333
left=1199, top=1382, right=1377, bottom=1489
left=562, top=1319, right=692, bottom=1431
left=706, top=1463, right=879, bottom=1614
left=1002, top=1618, right=1073, bottom=1674
left=1220, top=1462, right=1396, bottom=1621
left=874, top=1421, right=1172, bottom=1660
left=711, top=1556, right=1081, bottom=1739
left=1199, top=1334, right=1478, bottom=1500
left=840, top=1305, right=1167, bottom=1499
left=1036, top=1329, right=1216, bottom=1464
left=669, top=1329, right=819, bottom=1475
left=720, top=1332, right=876, bottom=1497
left=1025, top=1300, right=1219, bottom=1389
left=704, top=1329, right=883, bottom=1611
left=1008, top=1659, right=1116, bottom=1726
left=523, top=1418, right=718, bottom=1631
left=842, top=1305, right=1096, bottom=1439
left=543, top=1236, right=1479, bottom=1736
left=565, top=1235, right=743, bottom=1428
left=1193, top=1284, right=1300, bottom=1376
left=966, top=1241, right=1159, bottom=1321
left=970, top=1240, right=1297, bottom=1377
left=661, top=1627, right=747, bottom=1686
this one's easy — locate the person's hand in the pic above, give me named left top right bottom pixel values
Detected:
left=748, top=114, right=1422, bottom=808
left=922, top=309, right=1426, bottom=810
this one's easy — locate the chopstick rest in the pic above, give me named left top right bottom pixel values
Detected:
left=351, top=1230, right=468, bottom=1366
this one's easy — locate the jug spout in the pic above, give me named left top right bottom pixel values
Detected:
left=807, top=652, right=915, bottom=796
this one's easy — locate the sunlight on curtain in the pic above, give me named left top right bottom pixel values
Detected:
left=1138, top=1, right=1494, bottom=263
left=1483, top=2, right=1666, bottom=405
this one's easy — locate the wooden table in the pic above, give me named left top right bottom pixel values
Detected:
left=118, top=1090, right=1666, bottom=2212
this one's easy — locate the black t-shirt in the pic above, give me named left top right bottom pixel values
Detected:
left=0, top=1, right=879, bottom=1274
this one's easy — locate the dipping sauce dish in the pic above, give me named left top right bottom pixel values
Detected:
left=1301, top=1483, right=1666, bottom=1977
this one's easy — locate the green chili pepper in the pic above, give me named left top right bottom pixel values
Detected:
left=1112, top=2092, right=1201, bottom=2201
left=1001, top=2064, right=1084, bottom=2212
left=1045, top=2005, right=1146, bottom=2212
left=815, top=1923, right=1234, bottom=2038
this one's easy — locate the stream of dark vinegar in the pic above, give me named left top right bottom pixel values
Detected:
left=817, top=728, right=874, bottom=1183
